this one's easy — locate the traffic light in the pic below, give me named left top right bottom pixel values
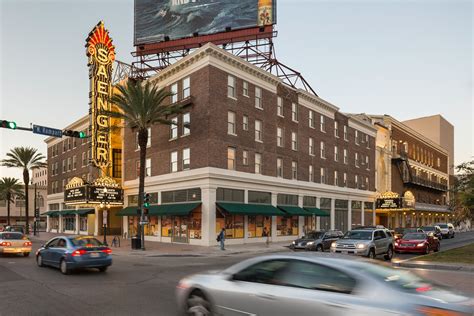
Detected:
left=0, top=120, right=17, bottom=129
left=34, top=209, right=39, bottom=218
left=143, top=193, right=150, bottom=208
left=63, top=129, right=86, bottom=138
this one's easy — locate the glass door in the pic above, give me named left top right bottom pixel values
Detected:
left=172, top=216, right=189, bottom=243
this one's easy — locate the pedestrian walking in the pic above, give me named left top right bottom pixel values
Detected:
left=217, top=228, right=226, bottom=250
left=263, top=227, right=270, bottom=247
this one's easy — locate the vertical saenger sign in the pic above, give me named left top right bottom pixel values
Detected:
left=86, top=21, right=115, bottom=172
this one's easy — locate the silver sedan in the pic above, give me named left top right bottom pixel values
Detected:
left=0, top=232, right=32, bottom=256
left=176, top=253, right=473, bottom=316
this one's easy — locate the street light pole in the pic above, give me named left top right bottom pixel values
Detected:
left=33, top=183, right=37, bottom=236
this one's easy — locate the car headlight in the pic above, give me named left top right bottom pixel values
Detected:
left=331, top=242, right=337, bottom=248
left=417, top=242, right=426, bottom=247
left=356, top=243, right=367, bottom=249
left=292, top=241, right=296, bottom=245
left=307, top=241, right=314, bottom=246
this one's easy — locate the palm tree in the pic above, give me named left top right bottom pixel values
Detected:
left=110, top=79, right=187, bottom=248
left=0, top=177, right=23, bottom=226
left=1, top=147, right=46, bottom=233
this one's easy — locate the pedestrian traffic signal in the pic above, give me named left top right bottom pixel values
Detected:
left=63, top=129, right=86, bottom=138
left=0, top=120, right=17, bottom=129
left=143, top=193, right=150, bottom=208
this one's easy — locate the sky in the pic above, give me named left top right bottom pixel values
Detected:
left=0, top=0, right=472, bottom=181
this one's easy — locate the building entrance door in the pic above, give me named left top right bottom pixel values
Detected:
left=172, top=216, right=188, bottom=243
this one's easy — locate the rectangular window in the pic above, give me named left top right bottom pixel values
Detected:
left=243, top=115, right=249, bottom=131
left=112, top=149, right=122, bottom=178
left=309, top=110, right=315, bottom=128
left=291, top=161, right=297, bottom=180
left=255, top=153, right=262, bottom=174
left=334, top=170, right=339, bottom=186
left=67, top=158, right=71, bottom=171
left=227, top=147, right=236, bottom=170
left=68, top=138, right=71, bottom=150
left=183, top=113, right=190, bottom=136
left=309, top=165, right=314, bottom=182
left=320, top=141, right=325, bottom=159
left=334, top=121, right=339, bottom=137
left=243, top=81, right=249, bottom=97
left=334, top=146, right=339, bottom=162
left=217, top=188, right=245, bottom=202
left=355, top=153, right=359, bottom=167
left=72, top=155, right=77, bottom=170
left=255, top=87, right=262, bottom=109
left=227, top=75, right=235, bottom=98
left=355, top=130, right=360, bottom=145
left=365, top=135, right=370, bottom=148
left=255, top=120, right=262, bottom=141
left=170, top=117, right=178, bottom=139
left=366, top=156, right=369, bottom=169
left=243, top=150, right=248, bottom=165
left=344, top=125, right=348, bottom=141
left=291, top=103, right=298, bottom=122
left=227, top=111, right=236, bottom=135
left=277, top=97, right=283, bottom=117
left=135, top=160, right=140, bottom=178
left=355, top=175, right=359, bottom=189
left=277, top=193, right=298, bottom=206
left=248, top=190, right=272, bottom=204
left=277, top=158, right=283, bottom=178
left=320, top=167, right=326, bottom=184
left=182, top=77, right=190, bottom=98
left=182, top=148, right=190, bottom=170
left=73, top=138, right=77, bottom=148
left=366, top=177, right=369, bottom=190
left=309, top=137, right=314, bottom=155
left=277, top=127, right=283, bottom=147
left=82, top=152, right=87, bottom=167
left=171, top=82, right=178, bottom=103
left=147, top=127, right=151, bottom=147
left=170, top=151, right=178, bottom=172
left=320, top=115, right=326, bottom=132
left=145, top=158, right=151, bottom=177
left=344, top=149, right=348, bottom=164
left=291, top=132, right=297, bottom=151
left=344, top=172, right=347, bottom=187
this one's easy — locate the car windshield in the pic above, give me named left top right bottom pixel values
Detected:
left=304, top=232, right=323, bottom=239
left=438, top=224, right=448, bottom=228
left=394, top=228, right=404, bottom=234
left=70, top=237, right=103, bottom=247
left=422, top=226, right=435, bottom=231
left=0, top=232, right=24, bottom=240
left=343, top=231, right=372, bottom=240
left=403, top=233, right=426, bottom=240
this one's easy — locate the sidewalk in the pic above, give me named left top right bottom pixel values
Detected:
left=29, top=232, right=290, bottom=258
left=393, top=260, right=474, bottom=272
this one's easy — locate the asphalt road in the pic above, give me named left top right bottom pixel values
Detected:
left=0, top=233, right=473, bottom=316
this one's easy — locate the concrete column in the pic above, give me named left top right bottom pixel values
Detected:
left=298, top=195, right=304, bottom=237
left=244, top=216, right=249, bottom=242
left=330, top=199, right=336, bottom=230
left=361, top=202, right=365, bottom=226
left=316, top=197, right=321, bottom=231
left=272, top=193, right=278, bottom=239
left=58, top=214, right=63, bottom=233
left=46, top=216, right=50, bottom=232
left=372, top=203, right=376, bottom=226
left=94, top=208, right=99, bottom=236
left=122, top=216, right=128, bottom=238
left=201, top=186, right=217, bottom=246
left=75, top=213, right=80, bottom=234
left=347, top=200, right=352, bottom=230
left=157, top=216, right=162, bottom=239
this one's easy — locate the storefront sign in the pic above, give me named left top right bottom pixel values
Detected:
left=376, top=198, right=402, bottom=209
left=64, top=186, right=88, bottom=203
left=88, top=186, right=123, bottom=204
left=86, top=21, right=115, bottom=170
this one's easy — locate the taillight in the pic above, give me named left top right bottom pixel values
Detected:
left=417, top=306, right=467, bottom=316
left=1, top=241, right=11, bottom=247
left=24, top=241, right=32, bottom=247
left=102, top=248, right=112, bottom=255
left=72, top=249, right=87, bottom=257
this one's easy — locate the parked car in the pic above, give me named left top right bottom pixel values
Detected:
left=0, top=232, right=32, bottom=256
left=393, top=227, right=424, bottom=240
left=294, top=230, right=343, bottom=252
left=436, top=223, right=455, bottom=239
left=330, top=228, right=394, bottom=260
left=421, top=225, right=443, bottom=240
left=4, top=225, right=25, bottom=234
left=176, top=253, right=473, bottom=316
left=394, top=232, right=440, bottom=254
left=290, top=231, right=324, bottom=250
left=36, top=236, right=112, bottom=274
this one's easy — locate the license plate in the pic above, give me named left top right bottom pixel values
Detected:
left=90, top=252, right=100, bottom=258
left=341, top=250, right=348, bottom=254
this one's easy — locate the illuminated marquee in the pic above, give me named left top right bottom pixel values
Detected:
left=86, top=21, right=115, bottom=170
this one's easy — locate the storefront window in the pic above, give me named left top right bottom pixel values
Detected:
left=277, top=216, right=298, bottom=236
left=51, top=217, right=59, bottom=230
left=189, top=208, right=202, bottom=239
left=248, top=191, right=271, bottom=204
left=248, top=215, right=271, bottom=238
left=215, top=212, right=244, bottom=239
left=161, top=216, right=172, bottom=237
left=63, top=215, right=75, bottom=231
left=304, top=216, right=316, bottom=233
left=335, top=200, right=348, bottom=232
left=320, top=198, right=331, bottom=231
left=128, top=217, right=139, bottom=237
left=144, top=216, right=159, bottom=236
left=364, top=202, right=374, bottom=226
left=79, top=216, right=87, bottom=231
left=351, top=201, right=362, bottom=228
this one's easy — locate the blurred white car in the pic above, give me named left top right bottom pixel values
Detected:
left=0, top=232, right=32, bottom=257
left=176, top=253, right=473, bottom=316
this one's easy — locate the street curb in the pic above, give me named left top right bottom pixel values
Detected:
left=393, top=261, right=474, bottom=272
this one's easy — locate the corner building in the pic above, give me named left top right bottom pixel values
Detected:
left=120, top=43, right=377, bottom=246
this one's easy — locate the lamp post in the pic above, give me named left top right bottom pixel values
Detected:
left=101, top=202, right=109, bottom=246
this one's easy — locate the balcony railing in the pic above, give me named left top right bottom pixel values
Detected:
left=402, top=174, right=448, bottom=192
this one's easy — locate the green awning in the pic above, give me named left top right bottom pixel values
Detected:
left=59, top=210, right=76, bottom=216
left=217, top=202, right=285, bottom=216
left=304, top=207, right=330, bottom=217
left=150, top=202, right=201, bottom=216
left=277, top=205, right=311, bottom=216
left=116, top=207, right=140, bottom=216
left=42, top=211, right=59, bottom=217
left=75, top=209, right=95, bottom=216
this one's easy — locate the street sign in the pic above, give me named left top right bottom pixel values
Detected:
left=32, top=124, right=63, bottom=138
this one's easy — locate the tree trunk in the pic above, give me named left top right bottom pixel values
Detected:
left=137, top=127, right=148, bottom=250
left=23, top=169, right=30, bottom=234
left=6, top=192, right=11, bottom=226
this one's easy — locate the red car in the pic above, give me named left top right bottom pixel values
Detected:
left=394, top=232, right=440, bottom=254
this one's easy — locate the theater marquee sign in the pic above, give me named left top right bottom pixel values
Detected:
left=86, top=21, right=115, bottom=170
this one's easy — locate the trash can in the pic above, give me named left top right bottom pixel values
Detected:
left=131, top=237, right=141, bottom=249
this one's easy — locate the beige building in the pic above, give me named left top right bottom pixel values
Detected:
left=0, top=185, right=47, bottom=226
left=403, top=115, right=454, bottom=175
left=32, top=166, right=48, bottom=187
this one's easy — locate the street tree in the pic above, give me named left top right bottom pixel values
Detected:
left=1, top=147, right=46, bottom=233
left=450, top=159, right=474, bottom=225
left=109, top=79, right=186, bottom=246
left=0, top=177, right=23, bottom=226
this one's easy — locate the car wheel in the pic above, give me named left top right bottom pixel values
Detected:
left=425, top=245, right=430, bottom=254
left=384, top=246, right=393, bottom=261
left=36, top=254, right=44, bottom=267
left=316, top=244, right=324, bottom=252
left=187, top=290, right=212, bottom=316
left=98, top=266, right=108, bottom=272
left=23, top=252, right=30, bottom=257
left=60, top=259, right=70, bottom=275
left=367, top=248, right=376, bottom=259
left=435, top=244, right=440, bottom=252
